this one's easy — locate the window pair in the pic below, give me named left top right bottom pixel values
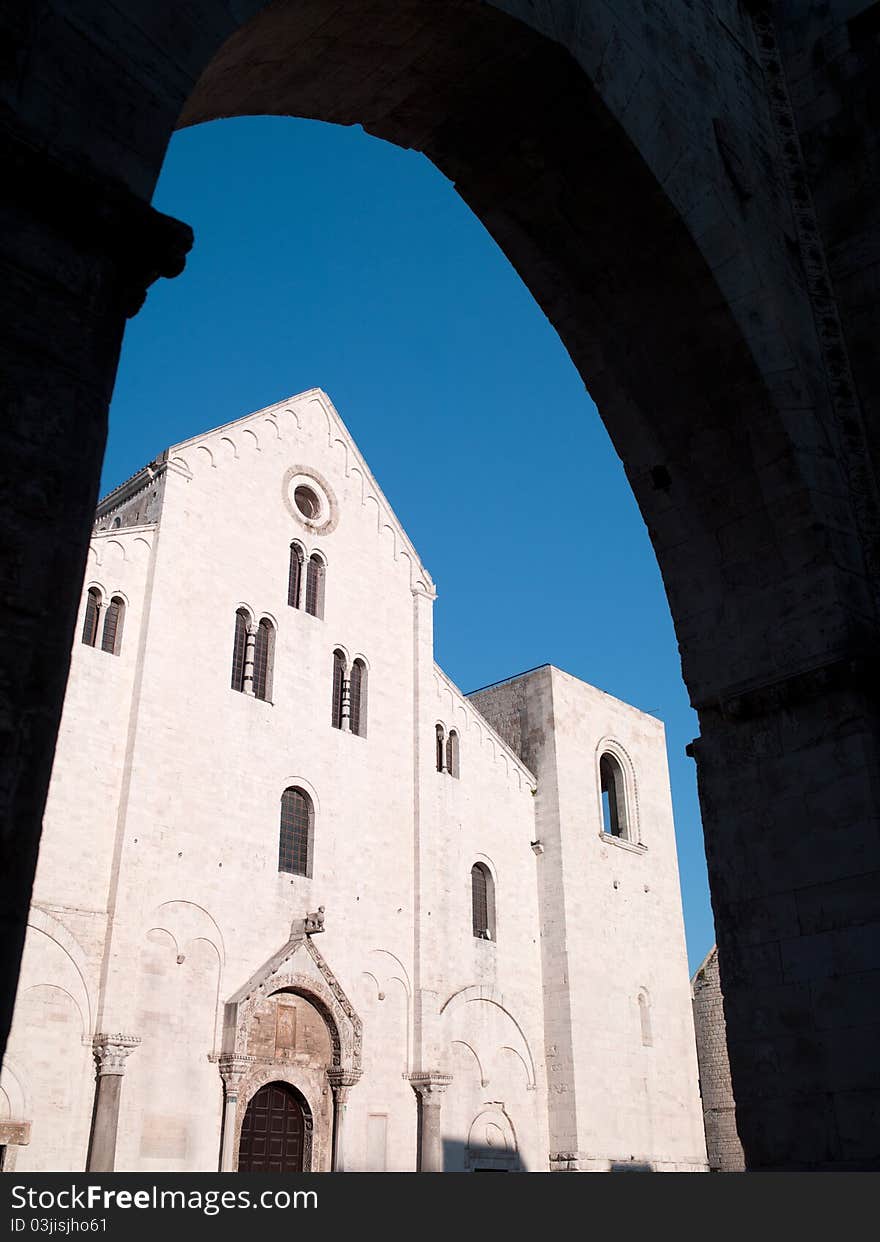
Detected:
left=231, top=609, right=275, bottom=701
left=288, top=545, right=325, bottom=618
left=82, top=588, right=125, bottom=656
left=435, top=724, right=459, bottom=777
left=331, top=650, right=367, bottom=736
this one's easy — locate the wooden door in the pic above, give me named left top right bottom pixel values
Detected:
left=238, top=1082, right=305, bottom=1172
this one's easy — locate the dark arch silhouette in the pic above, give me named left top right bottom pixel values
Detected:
left=2, top=1, right=878, bottom=1170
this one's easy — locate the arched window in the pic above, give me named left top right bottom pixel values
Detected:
left=253, top=618, right=275, bottom=701
left=279, top=786, right=313, bottom=877
left=436, top=724, right=446, bottom=772
left=446, top=729, right=459, bottom=778
left=100, top=596, right=125, bottom=655
left=331, top=649, right=346, bottom=729
left=471, top=863, right=495, bottom=941
left=600, top=752, right=629, bottom=840
left=350, top=658, right=367, bottom=737
left=288, top=543, right=304, bottom=608
left=305, top=554, right=325, bottom=618
left=231, top=608, right=250, bottom=692
left=82, top=587, right=102, bottom=647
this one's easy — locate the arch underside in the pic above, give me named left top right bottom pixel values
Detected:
left=2, top=0, right=878, bottom=1171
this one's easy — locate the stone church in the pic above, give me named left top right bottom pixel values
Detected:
left=0, top=388, right=707, bottom=1173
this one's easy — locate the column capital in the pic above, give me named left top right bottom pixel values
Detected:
left=407, top=1071, right=452, bottom=1101
left=218, top=1054, right=256, bottom=1095
left=327, top=1068, right=362, bottom=1102
left=92, top=1034, right=140, bottom=1076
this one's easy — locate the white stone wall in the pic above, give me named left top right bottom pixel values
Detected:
left=2, top=389, right=703, bottom=1175
left=472, top=666, right=708, bottom=1172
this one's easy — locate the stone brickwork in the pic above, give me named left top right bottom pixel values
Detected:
left=691, top=947, right=745, bottom=1173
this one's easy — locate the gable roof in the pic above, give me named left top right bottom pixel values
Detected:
left=98, top=387, right=435, bottom=595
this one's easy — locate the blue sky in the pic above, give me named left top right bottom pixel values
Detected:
left=107, top=116, right=714, bottom=972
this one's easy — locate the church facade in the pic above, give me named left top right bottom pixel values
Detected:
left=0, top=389, right=707, bottom=1173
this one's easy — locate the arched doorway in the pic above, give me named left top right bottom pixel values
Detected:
left=238, top=1082, right=309, bottom=1174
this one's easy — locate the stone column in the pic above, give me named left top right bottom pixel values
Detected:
left=87, top=1034, right=140, bottom=1171
left=218, top=1055, right=255, bottom=1172
left=327, top=1069, right=361, bottom=1172
left=242, top=627, right=257, bottom=696
left=408, top=1072, right=452, bottom=1172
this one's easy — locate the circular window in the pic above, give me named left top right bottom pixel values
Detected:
left=282, top=466, right=339, bottom=534
left=294, top=485, right=320, bottom=520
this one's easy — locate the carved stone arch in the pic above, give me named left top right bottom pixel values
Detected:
left=224, top=933, right=362, bottom=1074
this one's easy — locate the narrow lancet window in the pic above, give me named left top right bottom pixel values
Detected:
left=446, top=729, right=459, bottom=778
left=231, top=608, right=250, bottom=692
left=350, top=658, right=367, bottom=737
left=82, top=588, right=102, bottom=648
left=279, top=786, right=313, bottom=876
left=436, top=724, right=446, bottom=773
left=101, top=596, right=125, bottom=656
left=253, top=618, right=275, bottom=701
left=305, top=554, right=325, bottom=618
left=471, top=863, right=495, bottom=941
left=600, top=752, right=629, bottom=840
left=331, top=649, right=346, bottom=729
left=288, top=543, right=304, bottom=608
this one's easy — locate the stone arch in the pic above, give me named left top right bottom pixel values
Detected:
left=224, top=938, right=363, bottom=1077
left=3, top=0, right=880, bottom=1174
left=24, top=908, right=93, bottom=1034
left=466, top=1104, right=519, bottom=1171
left=595, top=738, right=640, bottom=845
left=440, top=986, right=536, bottom=1090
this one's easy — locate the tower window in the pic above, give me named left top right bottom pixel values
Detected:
left=305, top=554, right=325, bottom=618
left=436, top=723, right=446, bottom=772
left=279, top=786, right=313, bottom=877
left=100, top=596, right=125, bottom=656
left=471, top=863, right=495, bottom=941
left=350, top=658, right=367, bottom=737
left=82, top=587, right=102, bottom=647
left=600, top=752, right=629, bottom=840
